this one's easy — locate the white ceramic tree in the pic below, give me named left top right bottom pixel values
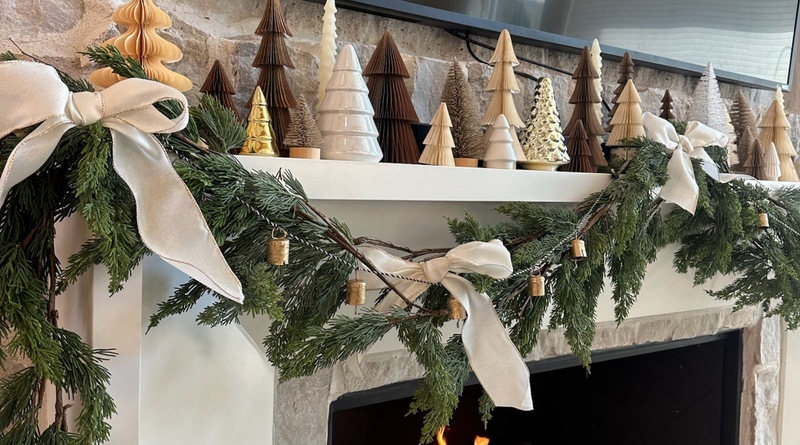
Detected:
left=688, top=63, right=727, bottom=135
left=317, top=44, right=382, bottom=162
left=419, top=103, right=456, bottom=166
left=590, top=38, right=603, bottom=123
left=484, top=114, right=517, bottom=169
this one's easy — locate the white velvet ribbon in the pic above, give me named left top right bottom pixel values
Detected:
left=0, top=61, right=243, bottom=302
left=642, top=112, right=729, bottom=215
left=360, top=240, right=533, bottom=411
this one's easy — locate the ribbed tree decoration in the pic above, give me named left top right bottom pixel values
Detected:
left=200, top=60, right=241, bottom=121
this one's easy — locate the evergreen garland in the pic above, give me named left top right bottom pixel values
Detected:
left=3, top=47, right=800, bottom=444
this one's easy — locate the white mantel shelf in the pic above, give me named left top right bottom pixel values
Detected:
left=236, top=156, right=611, bottom=202
left=235, top=156, right=794, bottom=202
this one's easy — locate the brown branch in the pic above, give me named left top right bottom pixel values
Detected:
left=8, top=38, right=50, bottom=65
left=352, top=237, right=452, bottom=260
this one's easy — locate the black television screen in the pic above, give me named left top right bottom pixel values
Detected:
left=325, top=0, right=800, bottom=89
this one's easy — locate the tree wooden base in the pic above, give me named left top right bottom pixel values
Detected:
left=454, top=158, right=479, bottom=167
left=518, top=160, right=564, bottom=171
left=290, top=147, right=321, bottom=159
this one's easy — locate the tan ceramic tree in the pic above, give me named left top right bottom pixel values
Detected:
left=482, top=29, right=525, bottom=162
left=419, top=103, right=455, bottom=166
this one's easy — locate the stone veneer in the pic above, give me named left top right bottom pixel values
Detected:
left=275, top=307, right=780, bottom=445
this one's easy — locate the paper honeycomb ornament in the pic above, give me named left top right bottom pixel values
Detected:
left=90, top=0, right=192, bottom=92
left=758, top=98, right=799, bottom=181
left=564, top=46, right=606, bottom=168
left=562, top=120, right=594, bottom=173
left=419, top=103, right=455, bottom=166
left=200, top=60, right=241, bottom=121
left=482, top=29, right=525, bottom=161
left=606, top=79, right=645, bottom=147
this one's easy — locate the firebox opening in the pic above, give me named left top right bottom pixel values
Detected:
left=329, top=330, right=743, bottom=445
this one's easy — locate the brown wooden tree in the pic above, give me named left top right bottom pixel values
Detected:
left=200, top=60, right=241, bottom=121
left=564, top=46, right=606, bottom=168
left=659, top=90, right=675, bottom=120
left=562, top=119, right=594, bottom=173
left=606, top=52, right=635, bottom=131
left=253, top=0, right=297, bottom=156
left=364, top=31, right=420, bottom=164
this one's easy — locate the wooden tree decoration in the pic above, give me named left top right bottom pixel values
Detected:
left=605, top=52, right=634, bottom=131
left=364, top=31, right=420, bottom=164
left=316, top=0, right=338, bottom=108
left=518, top=77, right=568, bottom=168
left=564, top=46, right=607, bottom=168
left=607, top=79, right=645, bottom=147
left=318, top=44, right=382, bottom=162
left=484, top=114, right=517, bottom=169
left=419, top=103, right=455, bottom=166
left=440, top=61, right=484, bottom=161
left=688, top=63, right=727, bottom=135
left=659, top=90, right=675, bottom=120
left=200, top=60, right=241, bottom=121
left=253, top=0, right=297, bottom=157
left=90, top=0, right=192, bottom=92
left=482, top=29, right=525, bottom=161
left=758, top=98, right=799, bottom=181
left=743, top=139, right=764, bottom=179
left=590, top=39, right=603, bottom=122
left=284, top=95, right=324, bottom=159
left=241, top=86, right=278, bottom=156
left=562, top=120, right=594, bottom=173
left=763, top=142, right=782, bottom=181
left=734, top=126, right=755, bottom=172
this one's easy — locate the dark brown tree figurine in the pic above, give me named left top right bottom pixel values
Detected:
left=562, top=120, right=594, bottom=173
left=200, top=60, right=241, bottom=121
left=564, top=46, right=606, bottom=168
left=659, top=90, right=675, bottom=120
left=743, top=138, right=766, bottom=179
left=284, top=95, right=324, bottom=159
left=440, top=60, right=484, bottom=161
left=253, top=0, right=297, bottom=156
left=731, top=90, right=758, bottom=160
left=363, top=31, right=420, bottom=164
left=606, top=52, right=635, bottom=131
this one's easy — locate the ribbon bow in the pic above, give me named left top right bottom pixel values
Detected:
left=642, top=112, right=728, bottom=214
left=361, top=240, right=533, bottom=411
left=0, top=61, right=243, bottom=302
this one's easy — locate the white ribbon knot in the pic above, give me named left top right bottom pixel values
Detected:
left=360, top=240, right=534, bottom=411
left=0, top=61, right=243, bottom=302
left=642, top=112, right=728, bottom=214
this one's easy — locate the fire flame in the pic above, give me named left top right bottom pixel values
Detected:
left=435, top=428, right=490, bottom=445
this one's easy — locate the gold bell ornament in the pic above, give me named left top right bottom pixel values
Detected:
left=267, top=227, right=290, bottom=266
left=758, top=213, right=770, bottom=229
left=528, top=274, right=545, bottom=297
left=448, top=297, right=467, bottom=320
left=346, top=270, right=367, bottom=312
left=571, top=239, right=587, bottom=260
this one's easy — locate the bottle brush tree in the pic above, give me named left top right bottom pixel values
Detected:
left=440, top=61, right=484, bottom=160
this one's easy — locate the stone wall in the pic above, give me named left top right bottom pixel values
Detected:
left=2, top=0, right=798, bottom=144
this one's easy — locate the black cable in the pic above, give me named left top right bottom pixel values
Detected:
left=449, top=29, right=612, bottom=112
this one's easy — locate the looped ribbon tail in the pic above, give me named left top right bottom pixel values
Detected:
left=642, top=112, right=729, bottom=215
left=359, top=240, right=533, bottom=411
left=0, top=61, right=243, bottom=302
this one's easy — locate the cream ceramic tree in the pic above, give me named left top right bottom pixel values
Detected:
left=482, top=29, right=524, bottom=162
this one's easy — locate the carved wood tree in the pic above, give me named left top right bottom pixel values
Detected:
left=364, top=31, right=420, bottom=164
left=564, top=46, right=606, bottom=169
left=253, top=0, right=297, bottom=156
left=200, top=60, right=241, bottom=121
left=659, top=90, right=675, bottom=120
left=605, top=51, right=634, bottom=131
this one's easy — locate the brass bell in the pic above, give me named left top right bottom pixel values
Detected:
left=528, top=275, right=545, bottom=297
left=267, top=227, right=290, bottom=265
left=758, top=213, right=770, bottom=229
left=346, top=270, right=367, bottom=307
left=571, top=239, right=587, bottom=260
left=448, top=297, right=466, bottom=320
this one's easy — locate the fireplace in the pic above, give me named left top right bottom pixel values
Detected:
left=329, top=331, right=743, bottom=445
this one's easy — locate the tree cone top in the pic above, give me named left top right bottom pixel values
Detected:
left=256, top=0, right=292, bottom=36
left=760, top=100, right=791, bottom=129
left=569, top=119, right=588, bottom=140
left=430, top=102, right=453, bottom=128
left=251, top=86, right=268, bottom=108
left=200, top=60, right=236, bottom=94
left=489, top=29, right=520, bottom=66
left=661, top=89, right=672, bottom=103
left=620, top=52, right=634, bottom=70
left=618, top=79, right=641, bottom=103
left=573, top=46, right=600, bottom=79
left=492, top=114, right=510, bottom=131
left=364, top=30, right=410, bottom=77
left=333, top=44, right=363, bottom=72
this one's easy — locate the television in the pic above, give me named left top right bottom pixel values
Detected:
left=321, top=0, right=800, bottom=89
